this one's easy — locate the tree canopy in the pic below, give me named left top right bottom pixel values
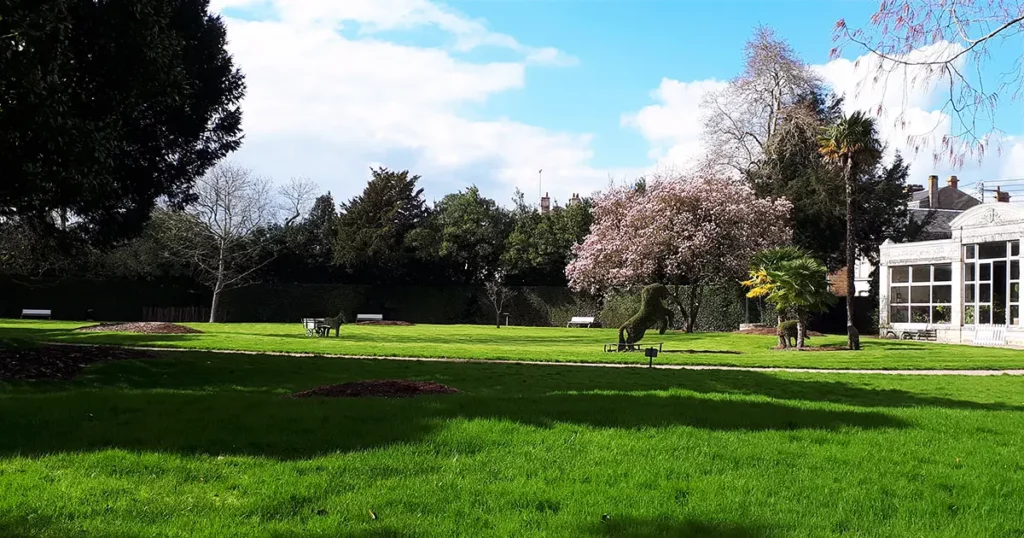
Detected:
left=0, top=0, right=245, bottom=244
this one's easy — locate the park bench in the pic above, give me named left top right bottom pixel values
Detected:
left=901, top=328, right=937, bottom=341
left=604, top=342, right=664, bottom=353
left=21, top=309, right=52, bottom=320
left=301, top=317, right=330, bottom=337
left=567, top=316, right=596, bottom=328
left=356, top=314, right=383, bottom=322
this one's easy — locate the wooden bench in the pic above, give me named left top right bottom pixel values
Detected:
left=567, top=316, right=596, bottom=328
left=21, top=309, right=52, bottom=320
left=356, top=314, right=383, bottom=322
left=901, top=328, right=937, bottom=341
left=301, top=318, right=330, bottom=337
left=604, top=342, right=664, bottom=353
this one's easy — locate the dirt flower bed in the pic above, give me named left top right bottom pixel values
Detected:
left=354, top=321, right=416, bottom=326
left=76, top=322, right=203, bottom=334
left=289, top=380, right=458, bottom=399
left=0, top=344, right=156, bottom=381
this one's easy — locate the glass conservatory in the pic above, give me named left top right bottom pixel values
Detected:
left=878, top=203, right=1024, bottom=346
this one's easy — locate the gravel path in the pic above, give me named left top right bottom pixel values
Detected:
left=48, top=343, right=1024, bottom=376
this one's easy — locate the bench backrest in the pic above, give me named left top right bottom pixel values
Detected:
left=570, top=316, right=595, bottom=323
left=21, top=309, right=51, bottom=316
left=356, top=314, right=383, bottom=321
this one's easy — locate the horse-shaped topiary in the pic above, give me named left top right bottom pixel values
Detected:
left=324, top=311, right=346, bottom=337
left=618, top=284, right=674, bottom=350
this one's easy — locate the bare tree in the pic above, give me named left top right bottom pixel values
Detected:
left=175, top=163, right=275, bottom=322
left=484, top=275, right=516, bottom=328
left=833, top=0, right=1024, bottom=165
left=277, top=176, right=319, bottom=226
left=702, top=26, right=824, bottom=175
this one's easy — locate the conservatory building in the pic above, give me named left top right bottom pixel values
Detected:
left=879, top=202, right=1024, bottom=346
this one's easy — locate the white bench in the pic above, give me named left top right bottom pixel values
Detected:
left=21, top=309, right=52, bottom=320
left=567, top=316, right=595, bottom=328
left=974, top=324, right=1007, bottom=346
left=356, top=314, right=383, bottom=322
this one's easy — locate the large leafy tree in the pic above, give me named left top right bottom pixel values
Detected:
left=432, top=186, right=511, bottom=284
left=819, top=111, right=883, bottom=350
left=502, top=191, right=594, bottom=285
left=0, top=0, right=245, bottom=244
left=334, top=168, right=430, bottom=283
left=566, top=168, right=792, bottom=332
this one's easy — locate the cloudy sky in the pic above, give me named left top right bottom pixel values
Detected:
left=209, top=0, right=1024, bottom=207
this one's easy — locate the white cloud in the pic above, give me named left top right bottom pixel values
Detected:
left=213, top=0, right=611, bottom=207
left=625, top=42, right=1024, bottom=190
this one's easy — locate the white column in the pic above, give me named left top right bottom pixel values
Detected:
left=878, top=261, right=890, bottom=327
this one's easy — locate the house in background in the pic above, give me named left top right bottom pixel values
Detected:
left=833, top=175, right=982, bottom=298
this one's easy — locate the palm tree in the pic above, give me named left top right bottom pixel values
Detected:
left=818, top=111, right=882, bottom=350
left=743, top=247, right=836, bottom=349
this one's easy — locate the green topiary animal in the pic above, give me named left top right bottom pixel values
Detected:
left=325, top=311, right=346, bottom=337
left=618, top=284, right=674, bottom=350
left=777, top=320, right=809, bottom=348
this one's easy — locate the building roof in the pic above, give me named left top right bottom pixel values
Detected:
left=909, top=209, right=962, bottom=241
left=909, top=186, right=981, bottom=210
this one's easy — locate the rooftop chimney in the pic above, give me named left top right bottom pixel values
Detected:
left=947, top=175, right=959, bottom=190
left=997, top=187, right=1011, bottom=203
left=540, top=192, right=551, bottom=215
left=928, top=175, right=939, bottom=208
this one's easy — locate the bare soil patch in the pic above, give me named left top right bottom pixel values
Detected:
left=355, top=320, right=415, bottom=326
left=0, top=344, right=157, bottom=380
left=289, top=380, right=458, bottom=399
left=76, top=322, right=203, bottom=334
left=738, top=327, right=825, bottom=337
left=774, top=345, right=848, bottom=352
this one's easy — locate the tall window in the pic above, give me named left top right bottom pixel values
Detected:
left=964, top=240, right=1020, bottom=326
left=889, top=264, right=952, bottom=324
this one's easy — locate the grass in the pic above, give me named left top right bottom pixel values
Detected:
left=4, top=319, right=1024, bottom=370
left=3, top=349, right=1024, bottom=536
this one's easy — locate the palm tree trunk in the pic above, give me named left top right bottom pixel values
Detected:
left=796, top=311, right=806, bottom=349
left=845, top=159, right=857, bottom=350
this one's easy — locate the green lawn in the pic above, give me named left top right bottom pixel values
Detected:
left=3, top=319, right=1024, bottom=370
left=3, top=350, right=1024, bottom=536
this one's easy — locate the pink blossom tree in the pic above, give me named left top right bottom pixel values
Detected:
left=566, top=169, right=793, bottom=332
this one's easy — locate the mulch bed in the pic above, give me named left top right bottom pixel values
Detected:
left=355, top=321, right=415, bottom=326
left=0, top=344, right=156, bottom=381
left=774, top=345, right=849, bottom=352
left=289, top=380, right=459, bottom=399
left=76, top=322, right=203, bottom=334
left=737, top=327, right=825, bottom=337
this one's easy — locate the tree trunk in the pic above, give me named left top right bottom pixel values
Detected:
left=777, top=312, right=786, bottom=348
left=668, top=284, right=687, bottom=330
left=209, top=286, right=221, bottom=323
left=845, top=159, right=857, bottom=350
left=685, top=283, right=700, bottom=333
left=796, top=313, right=806, bottom=349
left=495, top=308, right=501, bottom=329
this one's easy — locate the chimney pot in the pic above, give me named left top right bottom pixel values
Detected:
left=928, top=175, right=939, bottom=208
left=948, top=175, right=958, bottom=190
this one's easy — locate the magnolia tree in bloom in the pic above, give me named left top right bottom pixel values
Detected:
left=566, top=169, right=793, bottom=332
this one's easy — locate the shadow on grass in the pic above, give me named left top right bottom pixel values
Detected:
left=589, top=516, right=771, bottom=538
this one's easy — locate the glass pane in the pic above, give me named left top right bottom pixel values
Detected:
left=891, top=266, right=910, bottom=283
left=912, top=265, right=931, bottom=282
left=1013, top=261, right=1020, bottom=280
left=1014, top=283, right=1020, bottom=303
left=890, top=306, right=909, bottom=323
left=933, top=264, right=952, bottom=282
left=965, top=263, right=976, bottom=282
left=911, top=286, right=930, bottom=303
left=1013, top=305, right=1020, bottom=326
left=890, top=286, right=910, bottom=304
left=966, top=245, right=976, bottom=259
left=966, top=284, right=976, bottom=303
left=911, top=306, right=930, bottom=323
left=933, top=306, right=951, bottom=324
left=933, top=285, right=952, bottom=303
left=1013, top=241, right=1020, bottom=257
left=964, top=305, right=976, bottom=325
left=981, top=284, right=991, bottom=303
left=981, top=264, right=991, bottom=281
left=980, top=242, right=1007, bottom=259
left=980, top=305, right=992, bottom=324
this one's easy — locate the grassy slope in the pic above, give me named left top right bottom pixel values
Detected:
left=2, top=351, right=1024, bottom=537
left=3, top=319, right=1024, bottom=370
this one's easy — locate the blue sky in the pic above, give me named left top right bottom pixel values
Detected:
left=211, top=0, right=1024, bottom=205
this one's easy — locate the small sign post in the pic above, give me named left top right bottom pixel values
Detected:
left=644, top=347, right=658, bottom=368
